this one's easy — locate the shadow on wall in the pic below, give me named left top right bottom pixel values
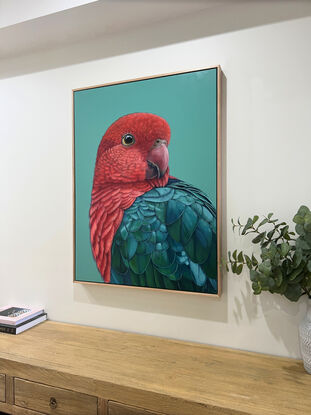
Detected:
left=233, top=278, right=308, bottom=356
left=73, top=283, right=227, bottom=322
left=73, top=72, right=229, bottom=325
left=0, top=1, right=311, bottom=79
left=260, top=292, right=307, bottom=357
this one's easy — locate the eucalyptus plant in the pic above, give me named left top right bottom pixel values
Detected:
left=228, top=205, right=311, bottom=302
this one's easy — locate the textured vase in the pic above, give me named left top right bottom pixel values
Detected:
left=299, top=303, right=311, bottom=374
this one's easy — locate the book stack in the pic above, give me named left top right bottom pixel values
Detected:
left=0, top=305, right=47, bottom=335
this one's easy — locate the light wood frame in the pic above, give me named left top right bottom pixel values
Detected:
left=72, top=66, right=222, bottom=297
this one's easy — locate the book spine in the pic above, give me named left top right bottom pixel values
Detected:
left=0, top=326, right=17, bottom=334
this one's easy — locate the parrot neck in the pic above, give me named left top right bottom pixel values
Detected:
left=91, top=171, right=169, bottom=208
left=90, top=170, right=169, bottom=283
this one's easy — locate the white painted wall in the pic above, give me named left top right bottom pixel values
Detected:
left=0, top=0, right=97, bottom=28
left=0, top=12, right=310, bottom=358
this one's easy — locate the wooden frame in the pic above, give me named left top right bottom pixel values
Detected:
left=73, top=66, right=222, bottom=297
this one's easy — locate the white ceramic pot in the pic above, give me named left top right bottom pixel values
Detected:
left=299, top=303, right=311, bottom=374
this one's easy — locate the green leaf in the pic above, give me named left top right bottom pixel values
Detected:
left=252, top=282, right=262, bottom=295
left=296, top=239, right=310, bottom=250
left=244, top=255, right=252, bottom=270
left=251, top=254, right=258, bottom=266
left=280, top=225, right=289, bottom=236
left=288, top=262, right=305, bottom=281
left=293, top=214, right=304, bottom=225
left=297, top=205, right=310, bottom=217
left=305, top=274, right=311, bottom=290
left=307, top=260, right=311, bottom=273
left=273, top=278, right=287, bottom=294
left=284, top=285, right=301, bottom=302
left=292, top=249, right=302, bottom=268
left=267, top=213, right=274, bottom=219
left=272, top=252, right=281, bottom=267
left=252, top=232, right=266, bottom=244
left=236, top=264, right=243, bottom=275
left=238, top=251, right=244, bottom=263
left=305, top=233, right=311, bottom=244
left=258, top=259, right=272, bottom=276
left=252, top=215, right=259, bottom=225
left=262, top=242, right=277, bottom=260
left=273, top=267, right=283, bottom=288
left=259, top=273, right=268, bottom=285
left=282, top=259, right=292, bottom=275
left=268, top=277, right=275, bottom=289
left=304, top=212, right=311, bottom=224
left=275, top=222, right=286, bottom=228
left=241, top=218, right=253, bottom=235
left=231, top=262, right=237, bottom=273
left=232, top=250, right=237, bottom=260
left=250, top=269, right=259, bottom=281
left=258, top=218, right=268, bottom=227
left=289, top=272, right=305, bottom=285
left=267, top=229, right=275, bottom=240
left=280, top=242, right=291, bottom=257
left=304, top=213, right=311, bottom=232
left=295, top=224, right=305, bottom=236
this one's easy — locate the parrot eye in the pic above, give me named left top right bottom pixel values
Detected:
left=121, top=133, right=135, bottom=146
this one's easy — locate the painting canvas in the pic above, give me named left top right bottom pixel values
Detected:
left=73, top=67, right=221, bottom=296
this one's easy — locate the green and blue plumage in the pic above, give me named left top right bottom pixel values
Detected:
left=111, top=178, right=217, bottom=294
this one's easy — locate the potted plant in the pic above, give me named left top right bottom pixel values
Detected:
left=228, top=205, right=311, bottom=373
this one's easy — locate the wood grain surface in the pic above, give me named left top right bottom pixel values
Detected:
left=98, top=398, right=108, bottom=415
left=0, top=374, right=5, bottom=403
left=0, top=321, right=309, bottom=415
left=108, top=401, right=164, bottom=415
left=11, top=407, right=44, bottom=415
left=14, top=378, right=97, bottom=415
left=5, top=375, right=13, bottom=405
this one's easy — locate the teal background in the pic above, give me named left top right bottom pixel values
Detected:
left=74, top=68, right=218, bottom=283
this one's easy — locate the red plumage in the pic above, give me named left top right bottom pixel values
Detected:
left=90, top=113, right=171, bottom=282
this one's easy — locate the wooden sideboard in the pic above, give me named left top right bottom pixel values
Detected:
left=0, top=321, right=309, bottom=415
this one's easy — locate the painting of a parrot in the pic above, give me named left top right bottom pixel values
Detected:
left=89, top=113, right=218, bottom=294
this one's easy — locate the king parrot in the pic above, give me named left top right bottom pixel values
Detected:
left=89, top=113, right=217, bottom=293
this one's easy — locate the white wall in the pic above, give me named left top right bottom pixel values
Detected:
left=0, top=0, right=97, bottom=28
left=0, top=12, right=310, bottom=358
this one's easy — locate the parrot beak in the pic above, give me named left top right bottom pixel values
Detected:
left=146, top=139, right=169, bottom=179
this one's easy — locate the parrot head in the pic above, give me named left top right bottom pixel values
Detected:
left=93, top=113, right=170, bottom=186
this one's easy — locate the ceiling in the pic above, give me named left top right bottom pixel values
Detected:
left=0, top=0, right=230, bottom=59
left=0, top=0, right=97, bottom=28
left=0, top=0, right=311, bottom=66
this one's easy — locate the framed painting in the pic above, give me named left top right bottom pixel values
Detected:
left=73, top=66, right=221, bottom=296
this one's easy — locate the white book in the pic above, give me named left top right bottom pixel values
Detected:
left=0, top=305, right=44, bottom=326
left=0, top=313, right=47, bottom=334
